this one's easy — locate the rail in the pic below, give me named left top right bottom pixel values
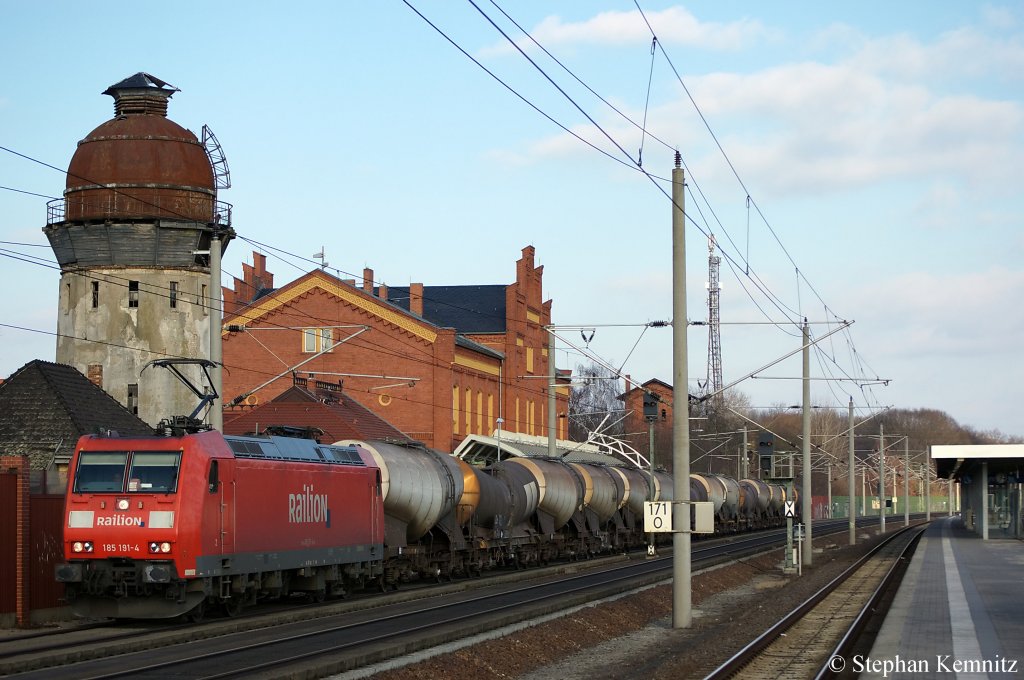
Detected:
left=46, top=197, right=232, bottom=227
left=704, top=522, right=927, bottom=680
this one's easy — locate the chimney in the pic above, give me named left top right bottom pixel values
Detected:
left=363, top=268, right=374, bottom=293
left=410, top=283, right=424, bottom=317
left=379, top=283, right=388, bottom=301
left=87, top=364, right=104, bottom=388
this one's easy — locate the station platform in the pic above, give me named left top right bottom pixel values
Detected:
left=861, top=516, right=1023, bottom=678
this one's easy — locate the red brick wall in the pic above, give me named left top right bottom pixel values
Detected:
left=222, top=247, right=569, bottom=452
left=1, top=456, right=30, bottom=626
left=622, top=381, right=676, bottom=465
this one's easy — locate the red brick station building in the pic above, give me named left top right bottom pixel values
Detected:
left=220, top=246, right=570, bottom=452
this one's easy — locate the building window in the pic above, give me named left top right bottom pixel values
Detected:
left=127, top=384, right=139, bottom=415
left=200, top=284, right=207, bottom=312
left=452, top=385, right=460, bottom=435
left=477, top=391, right=483, bottom=434
left=169, top=281, right=178, bottom=309
left=91, top=281, right=99, bottom=308
left=302, top=328, right=335, bottom=353
left=128, top=281, right=139, bottom=308
left=465, top=388, right=471, bottom=434
left=526, top=347, right=534, bottom=373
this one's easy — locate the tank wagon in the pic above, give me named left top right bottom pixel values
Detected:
left=57, top=429, right=799, bottom=620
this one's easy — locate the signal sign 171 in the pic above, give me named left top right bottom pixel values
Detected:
left=644, top=501, right=673, bottom=533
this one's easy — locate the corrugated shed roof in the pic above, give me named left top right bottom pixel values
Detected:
left=453, top=433, right=628, bottom=468
left=222, top=385, right=413, bottom=445
left=0, top=360, right=153, bottom=468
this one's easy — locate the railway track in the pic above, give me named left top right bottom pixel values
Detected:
left=704, top=521, right=927, bottom=680
left=0, top=516, right=899, bottom=679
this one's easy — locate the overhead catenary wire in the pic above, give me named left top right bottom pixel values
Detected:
left=4, top=4, right=888, bottom=419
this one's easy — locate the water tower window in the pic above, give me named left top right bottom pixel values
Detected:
left=169, top=281, right=178, bottom=309
left=127, top=384, right=139, bottom=415
left=128, top=281, right=139, bottom=308
left=91, top=281, right=99, bottom=308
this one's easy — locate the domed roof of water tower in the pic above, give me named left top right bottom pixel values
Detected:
left=64, top=73, right=216, bottom=223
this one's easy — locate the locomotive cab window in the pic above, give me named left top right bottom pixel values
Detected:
left=74, top=452, right=129, bottom=493
left=127, top=452, right=181, bottom=493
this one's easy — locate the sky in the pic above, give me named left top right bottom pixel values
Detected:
left=1, top=2, right=1022, bottom=438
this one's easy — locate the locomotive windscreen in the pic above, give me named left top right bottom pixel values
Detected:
left=74, top=451, right=128, bottom=492
left=73, top=450, right=181, bottom=493
left=126, top=452, right=181, bottom=493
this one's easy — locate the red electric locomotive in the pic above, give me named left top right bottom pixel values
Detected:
left=56, top=429, right=385, bottom=619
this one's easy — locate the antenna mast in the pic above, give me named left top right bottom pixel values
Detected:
left=706, top=235, right=723, bottom=402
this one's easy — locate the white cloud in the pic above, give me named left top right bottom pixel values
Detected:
left=478, top=7, right=773, bottom=57
left=850, top=267, right=1024, bottom=358
left=849, top=26, right=1024, bottom=83
left=982, top=4, right=1018, bottom=31
left=480, top=10, right=1024, bottom=197
left=494, top=54, right=1023, bottom=197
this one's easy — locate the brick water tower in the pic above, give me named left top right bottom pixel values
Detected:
left=43, top=73, right=234, bottom=427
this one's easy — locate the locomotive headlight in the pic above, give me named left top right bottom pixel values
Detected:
left=116, top=498, right=130, bottom=511
left=160, top=542, right=171, bottom=553
left=72, top=541, right=84, bottom=553
left=149, top=542, right=172, bottom=554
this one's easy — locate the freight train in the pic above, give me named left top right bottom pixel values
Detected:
left=55, top=428, right=798, bottom=620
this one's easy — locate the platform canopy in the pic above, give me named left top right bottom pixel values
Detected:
left=932, top=444, right=1024, bottom=482
left=454, top=432, right=626, bottom=468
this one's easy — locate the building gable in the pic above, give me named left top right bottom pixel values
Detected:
left=226, top=271, right=438, bottom=344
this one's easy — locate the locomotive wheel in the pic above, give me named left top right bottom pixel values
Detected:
left=223, top=597, right=244, bottom=618
left=186, top=600, right=205, bottom=623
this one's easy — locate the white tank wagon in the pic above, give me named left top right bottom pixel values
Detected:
left=709, top=473, right=741, bottom=525
left=739, top=478, right=772, bottom=526
left=579, top=463, right=627, bottom=524
left=690, top=474, right=727, bottom=516
left=502, top=458, right=585, bottom=532
left=336, top=440, right=470, bottom=544
left=337, top=439, right=483, bottom=581
left=486, top=460, right=542, bottom=532
left=617, top=466, right=656, bottom=515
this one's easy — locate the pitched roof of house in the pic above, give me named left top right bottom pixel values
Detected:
left=222, top=381, right=413, bottom=445
left=619, top=378, right=675, bottom=399
left=0, top=360, right=153, bottom=468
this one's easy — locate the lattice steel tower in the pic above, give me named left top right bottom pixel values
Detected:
left=706, top=235, right=723, bottom=399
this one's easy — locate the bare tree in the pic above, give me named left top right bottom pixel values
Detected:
left=567, top=362, right=624, bottom=441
